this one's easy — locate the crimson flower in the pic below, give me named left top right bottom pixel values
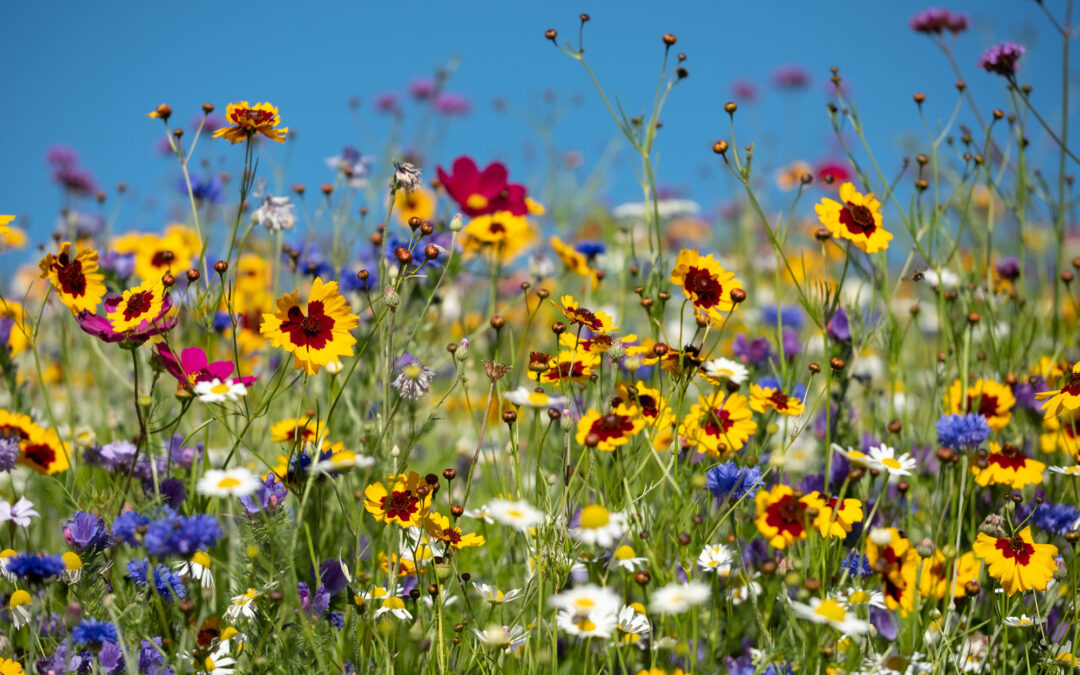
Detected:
left=436, top=156, right=529, bottom=217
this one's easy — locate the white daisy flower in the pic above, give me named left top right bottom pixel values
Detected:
left=570, top=504, right=626, bottom=547
left=488, top=498, right=545, bottom=531
left=1003, top=614, right=1044, bottom=628
left=473, top=582, right=522, bottom=605
left=224, top=588, right=260, bottom=622
left=202, top=641, right=237, bottom=674
left=61, top=552, right=83, bottom=584
left=503, top=387, right=569, bottom=409
left=610, top=545, right=648, bottom=572
left=791, top=596, right=870, bottom=635
left=550, top=583, right=622, bottom=617
left=8, top=589, right=32, bottom=628
left=197, top=468, right=261, bottom=498
left=1050, top=465, right=1080, bottom=477
left=728, top=573, right=763, bottom=606
left=830, top=442, right=873, bottom=467
left=867, top=443, right=916, bottom=477
left=556, top=607, right=618, bottom=639
left=650, top=581, right=710, bottom=615
left=616, top=604, right=650, bottom=647
left=843, top=587, right=886, bottom=610
left=473, top=624, right=530, bottom=653
left=697, top=544, right=735, bottom=576
left=173, top=551, right=214, bottom=589
left=374, top=596, right=413, bottom=620
left=194, top=378, right=248, bottom=403
left=702, top=358, right=749, bottom=385
left=466, top=503, right=495, bottom=524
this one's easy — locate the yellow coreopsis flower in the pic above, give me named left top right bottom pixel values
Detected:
left=424, top=512, right=485, bottom=549
left=213, top=101, right=288, bottom=144
left=814, top=182, right=892, bottom=253
left=972, top=527, right=1057, bottom=595
left=260, top=278, right=359, bottom=375
left=39, top=242, right=107, bottom=314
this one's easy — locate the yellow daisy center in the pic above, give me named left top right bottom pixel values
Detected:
left=881, top=457, right=902, bottom=470
left=218, top=477, right=242, bottom=489
left=815, top=599, right=848, bottom=623
left=614, top=545, right=637, bottom=561
left=211, top=383, right=230, bottom=395
left=579, top=504, right=611, bottom=529
left=466, top=194, right=489, bottom=210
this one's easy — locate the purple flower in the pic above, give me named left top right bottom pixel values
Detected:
left=706, top=461, right=764, bottom=502
left=910, top=8, right=969, bottom=34
left=54, top=165, right=98, bottom=196
left=64, top=511, right=110, bottom=553
left=298, top=582, right=331, bottom=616
left=374, top=92, right=400, bottom=114
left=827, top=308, right=851, bottom=342
left=0, top=437, right=17, bottom=472
left=73, top=618, right=118, bottom=645
left=7, top=553, right=66, bottom=583
left=126, top=558, right=185, bottom=603
left=978, top=42, right=1025, bottom=77
left=98, top=251, right=135, bottom=280
left=771, top=64, right=810, bottom=90
left=167, top=434, right=203, bottom=469
left=732, top=333, right=771, bottom=366
left=98, top=641, right=125, bottom=673
left=408, top=77, right=437, bottom=100
left=434, top=92, right=471, bottom=116
left=995, top=256, right=1021, bottom=281
left=144, top=514, right=222, bottom=558
left=239, top=474, right=288, bottom=515
left=936, top=413, right=990, bottom=450
left=730, top=79, right=759, bottom=103
left=1030, top=501, right=1080, bottom=536
left=111, top=510, right=151, bottom=546
left=781, top=328, right=801, bottom=360
left=180, top=172, right=224, bottom=205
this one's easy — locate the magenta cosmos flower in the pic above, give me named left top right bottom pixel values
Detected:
left=76, top=292, right=176, bottom=346
left=435, top=156, right=529, bottom=217
left=154, top=344, right=256, bottom=388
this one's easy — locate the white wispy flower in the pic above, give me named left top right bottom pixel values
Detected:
left=194, top=378, right=247, bottom=403
left=650, top=581, right=710, bottom=614
left=197, top=468, right=261, bottom=498
left=312, top=450, right=375, bottom=474
left=616, top=605, right=650, bottom=647
left=224, top=589, right=261, bottom=622
left=467, top=503, right=495, bottom=524
left=613, top=199, right=700, bottom=221
left=252, top=194, right=296, bottom=234
left=550, top=584, right=622, bottom=617
left=843, top=587, right=886, bottom=610
left=1050, top=465, right=1080, bottom=477
left=0, top=496, right=38, bottom=528
left=473, top=624, right=530, bottom=653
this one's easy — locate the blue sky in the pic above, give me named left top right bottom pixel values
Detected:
left=0, top=1, right=1069, bottom=250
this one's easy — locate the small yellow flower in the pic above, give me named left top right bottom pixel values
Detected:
left=814, top=182, right=892, bottom=253
left=213, top=101, right=288, bottom=144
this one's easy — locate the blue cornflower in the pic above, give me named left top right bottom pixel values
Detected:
left=6, top=552, right=66, bottom=583
left=126, top=558, right=186, bottom=603
left=97, top=642, right=125, bottom=673
left=239, top=474, right=288, bottom=515
left=936, top=413, right=990, bottom=450
left=179, top=172, right=224, bottom=205
left=73, top=618, right=119, bottom=645
left=706, top=461, right=764, bottom=502
left=761, top=305, right=804, bottom=330
left=111, top=510, right=151, bottom=546
left=1030, top=502, right=1080, bottom=536
left=64, top=511, right=111, bottom=553
left=144, top=514, right=222, bottom=558
left=574, top=241, right=606, bottom=259
left=840, top=551, right=873, bottom=577
left=139, top=637, right=169, bottom=675
left=327, top=611, right=345, bottom=630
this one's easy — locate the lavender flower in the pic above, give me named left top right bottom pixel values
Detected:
left=978, top=42, right=1025, bottom=77
left=63, top=511, right=110, bottom=553
left=0, top=437, right=18, bottom=472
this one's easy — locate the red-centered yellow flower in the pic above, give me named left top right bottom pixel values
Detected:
left=945, top=378, right=1016, bottom=430
left=749, top=382, right=806, bottom=417
left=527, top=350, right=598, bottom=385
left=107, top=280, right=166, bottom=333
left=679, top=391, right=757, bottom=456
left=804, top=492, right=863, bottom=539
left=620, top=381, right=671, bottom=427
left=553, top=295, right=617, bottom=334
left=551, top=236, right=600, bottom=289
left=19, top=426, right=69, bottom=475
left=814, top=182, right=892, bottom=253
left=559, top=331, right=638, bottom=355
left=261, top=278, right=359, bottom=375
left=640, top=342, right=705, bottom=376
left=755, top=485, right=822, bottom=549
left=0, top=409, right=42, bottom=442
left=919, top=551, right=980, bottom=599
left=270, top=416, right=324, bottom=445
left=575, top=403, right=645, bottom=451
left=0, top=301, right=30, bottom=356
left=112, top=225, right=201, bottom=283
left=39, top=243, right=106, bottom=314
left=0, top=657, right=24, bottom=675
left=865, top=528, right=920, bottom=614
left=460, top=211, right=535, bottom=262
left=213, top=101, right=288, bottom=144
left=971, top=442, right=1045, bottom=489
left=394, top=187, right=436, bottom=226
left=972, top=526, right=1058, bottom=595
left=1037, top=363, right=1080, bottom=419
left=670, top=249, right=743, bottom=322
left=424, top=512, right=485, bottom=549
left=364, top=472, right=432, bottom=528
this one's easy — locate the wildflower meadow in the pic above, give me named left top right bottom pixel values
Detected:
left=3, top=4, right=1080, bottom=674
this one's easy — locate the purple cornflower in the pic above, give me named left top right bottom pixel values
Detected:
left=298, top=582, right=331, bottom=616
left=63, top=511, right=110, bottom=553
left=840, top=550, right=873, bottom=577
left=111, top=510, right=151, bottom=546
left=239, top=474, right=288, bottom=515
left=73, top=618, right=119, bottom=645
left=936, top=413, right=990, bottom=450
left=126, top=558, right=186, bottom=603
left=706, top=461, right=764, bottom=502
left=978, top=42, right=1025, bottom=77
left=7, top=552, right=66, bottom=583
left=144, top=514, right=222, bottom=558
left=0, top=437, right=17, bottom=472
left=180, top=172, right=224, bottom=205
left=732, top=333, right=771, bottom=366
left=434, top=92, right=470, bottom=116
left=771, top=64, right=810, bottom=90
left=827, top=308, right=851, bottom=342
left=408, top=76, right=437, bottom=100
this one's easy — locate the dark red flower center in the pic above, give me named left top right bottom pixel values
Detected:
left=965, top=394, right=999, bottom=419
left=769, top=390, right=791, bottom=411
left=54, top=253, right=88, bottom=297
left=839, top=202, right=877, bottom=236
left=232, top=107, right=274, bottom=127
left=382, top=490, right=420, bottom=522
left=22, top=442, right=55, bottom=468
left=549, top=360, right=587, bottom=381
left=988, top=446, right=1029, bottom=471
left=0, top=425, right=30, bottom=440
left=588, top=413, right=634, bottom=443
left=123, top=290, right=155, bottom=322
left=637, top=394, right=659, bottom=418
left=682, top=266, right=723, bottom=308
left=282, top=301, right=336, bottom=350
left=441, top=528, right=462, bottom=545
left=487, top=221, right=506, bottom=235
left=569, top=307, right=601, bottom=330
left=996, top=536, right=1034, bottom=566
left=702, top=408, right=734, bottom=436
left=150, top=250, right=173, bottom=269
left=765, top=494, right=806, bottom=537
